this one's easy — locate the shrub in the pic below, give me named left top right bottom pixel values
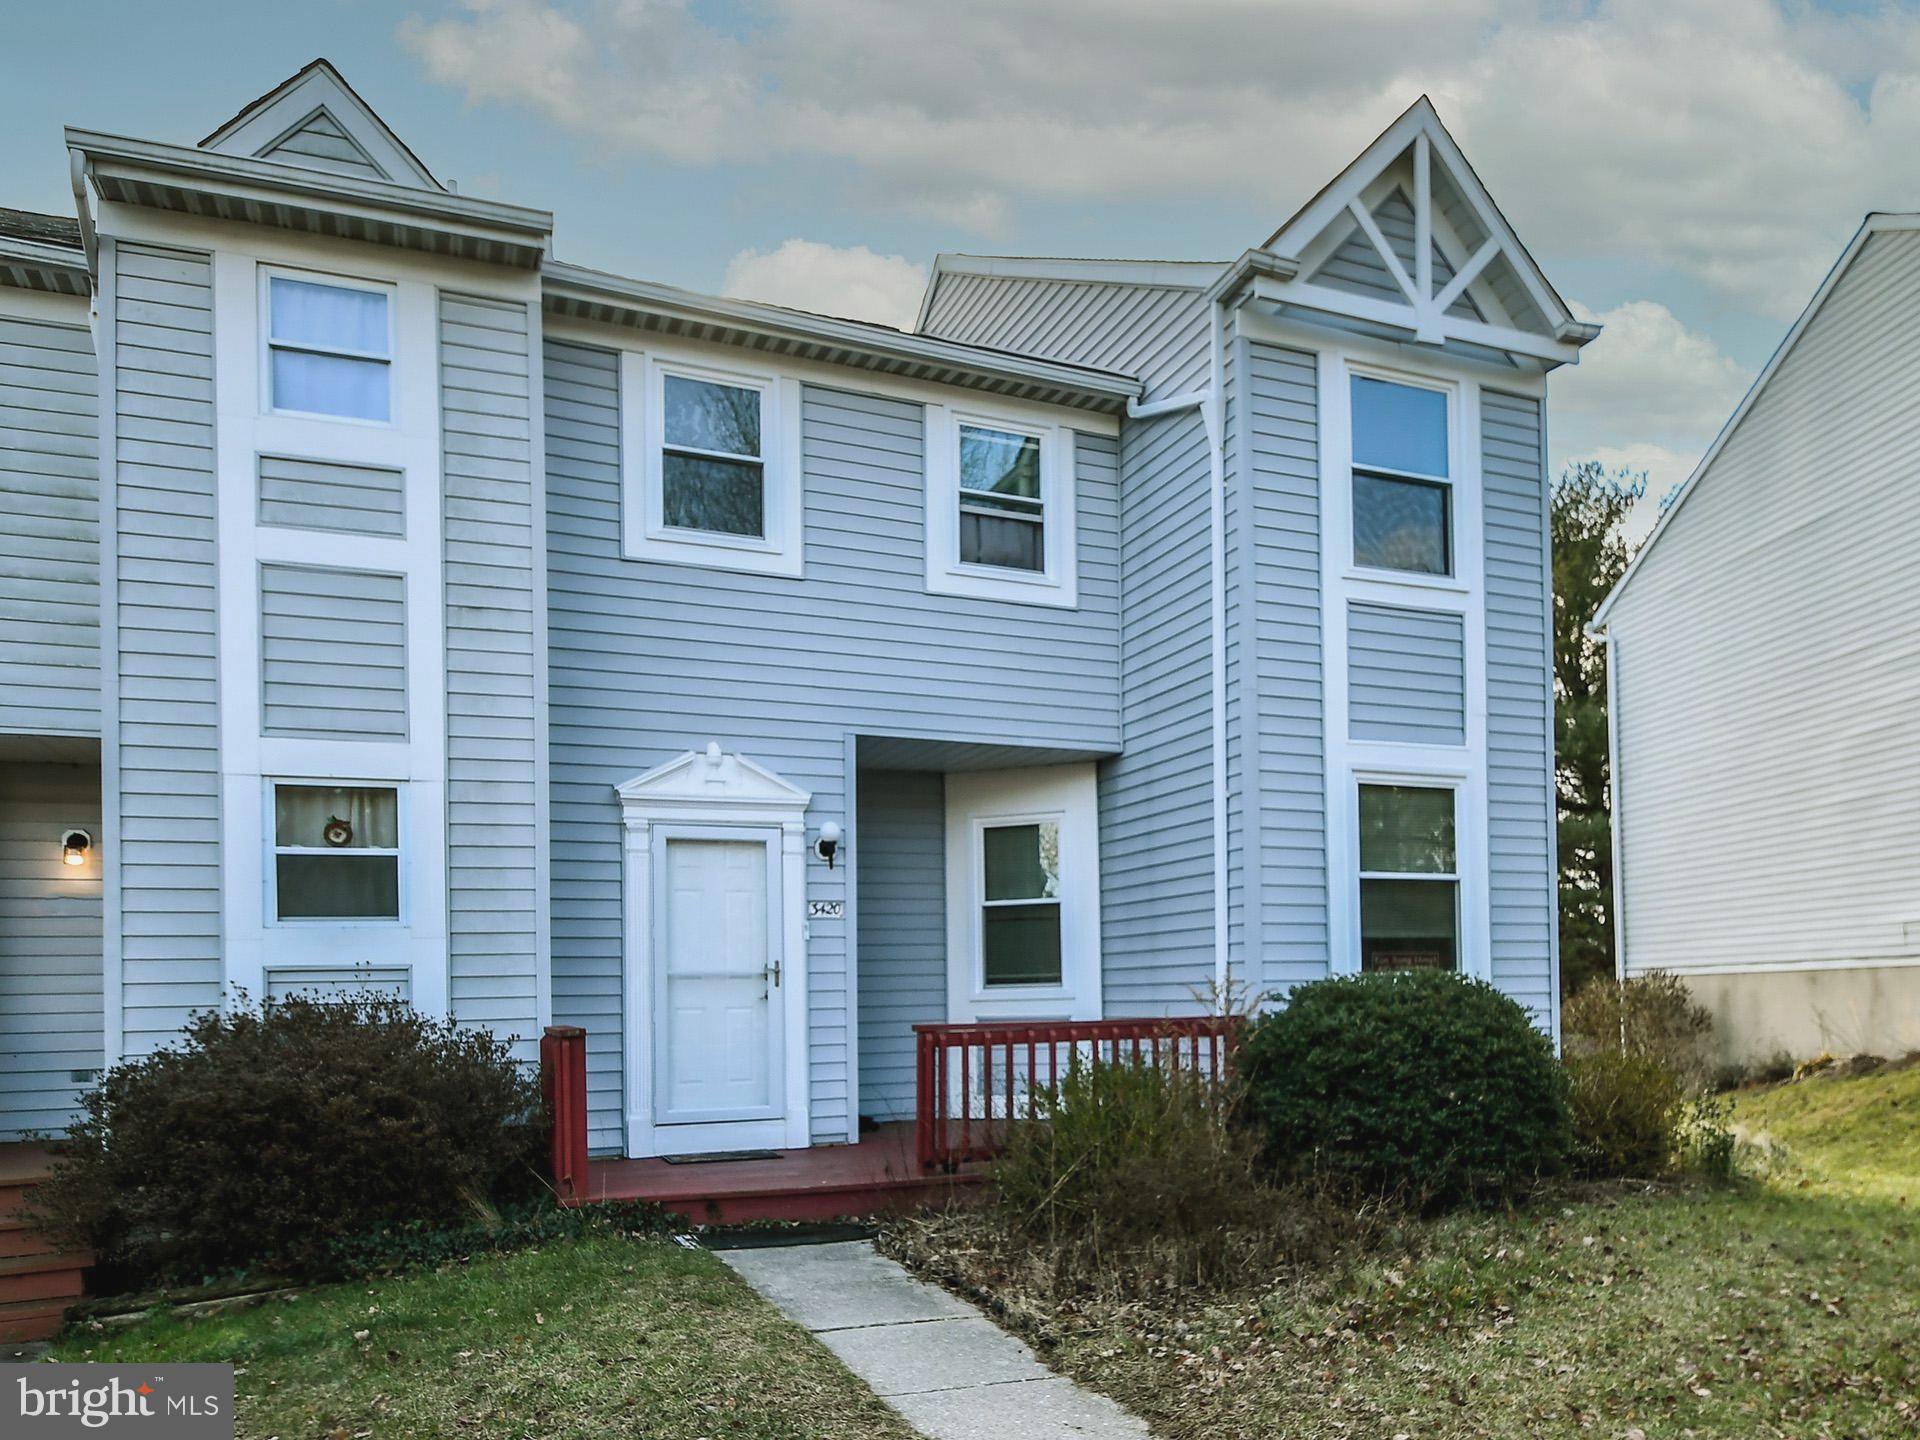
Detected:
left=1563, top=972, right=1716, bottom=1094
left=1565, top=1050, right=1683, bottom=1177
left=31, top=993, right=544, bottom=1286
left=1239, top=970, right=1571, bottom=1205
left=1677, top=1094, right=1738, bottom=1182
left=992, top=1056, right=1274, bottom=1286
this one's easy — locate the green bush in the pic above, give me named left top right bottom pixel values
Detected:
left=1677, top=1093, right=1738, bottom=1182
left=1563, top=973, right=1716, bottom=1094
left=1565, top=1050, right=1683, bottom=1177
left=993, top=1056, right=1273, bottom=1286
left=31, top=993, right=545, bottom=1286
left=1239, top=971, right=1571, bottom=1205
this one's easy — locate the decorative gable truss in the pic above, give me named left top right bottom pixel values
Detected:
left=199, top=58, right=442, bottom=190
left=1257, top=98, right=1598, bottom=369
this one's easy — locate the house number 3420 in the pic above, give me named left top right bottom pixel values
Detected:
left=808, top=900, right=845, bottom=919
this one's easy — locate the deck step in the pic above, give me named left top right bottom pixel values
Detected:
left=0, top=1265, right=85, bottom=1308
left=0, top=1182, right=45, bottom=1221
left=0, top=1296, right=77, bottom=1344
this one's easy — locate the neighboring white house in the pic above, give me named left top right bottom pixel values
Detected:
left=1592, top=214, right=1920, bottom=1064
left=0, top=60, right=1596, bottom=1154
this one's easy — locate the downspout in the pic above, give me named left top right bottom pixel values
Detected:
left=1123, top=302, right=1230, bottom=999
left=68, top=148, right=99, bottom=278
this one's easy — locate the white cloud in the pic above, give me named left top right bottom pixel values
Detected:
left=400, top=0, right=1920, bottom=314
left=1548, top=297, right=1754, bottom=539
left=720, top=239, right=928, bottom=328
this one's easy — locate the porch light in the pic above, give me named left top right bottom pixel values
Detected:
left=61, top=829, right=91, bottom=868
left=814, top=821, right=843, bottom=869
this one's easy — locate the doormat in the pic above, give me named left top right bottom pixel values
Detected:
left=659, top=1149, right=782, bottom=1164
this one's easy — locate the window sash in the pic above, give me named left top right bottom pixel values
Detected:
left=271, top=783, right=402, bottom=922
left=1352, top=468, right=1452, bottom=576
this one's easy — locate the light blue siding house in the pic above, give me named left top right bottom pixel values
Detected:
left=0, top=62, right=1596, bottom=1159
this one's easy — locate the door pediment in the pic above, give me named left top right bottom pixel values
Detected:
left=615, top=742, right=812, bottom=828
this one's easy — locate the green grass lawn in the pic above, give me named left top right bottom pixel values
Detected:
left=49, top=1235, right=918, bottom=1440
left=890, top=1065, right=1920, bottom=1439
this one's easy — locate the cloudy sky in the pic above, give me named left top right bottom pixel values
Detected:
left=9, top=0, right=1919, bottom=528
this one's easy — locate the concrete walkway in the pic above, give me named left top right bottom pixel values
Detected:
left=717, top=1240, right=1151, bottom=1439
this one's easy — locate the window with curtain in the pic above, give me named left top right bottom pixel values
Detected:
left=980, top=820, right=1062, bottom=986
left=958, top=422, right=1046, bottom=572
left=661, top=372, right=765, bottom=537
left=273, top=784, right=400, bottom=920
left=1351, top=375, right=1450, bottom=576
left=266, top=274, right=392, bottom=422
left=1357, top=782, right=1458, bottom=971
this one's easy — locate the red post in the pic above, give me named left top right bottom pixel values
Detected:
left=541, top=1025, right=589, bottom=1203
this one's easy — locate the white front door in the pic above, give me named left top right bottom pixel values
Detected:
left=655, top=835, right=785, bottom=1131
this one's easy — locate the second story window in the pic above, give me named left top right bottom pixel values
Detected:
left=662, top=373, right=764, bottom=537
left=265, top=273, right=392, bottom=423
left=1350, top=374, right=1450, bottom=576
left=621, top=350, right=803, bottom=577
left=926, top=404, right=1079, bottom=608
left=958, top=423, right=1045, bottom=571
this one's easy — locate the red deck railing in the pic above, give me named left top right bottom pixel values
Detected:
left=541, top=1025, right=590, bottom=1203
left=912, top=1015, right=1241, bottom=1170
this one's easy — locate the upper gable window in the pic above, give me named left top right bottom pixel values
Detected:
left=1350, top=375, right=1450, bottom=577
left=264, top=272, right=392, bottom=423
left=620, top=350, right=802, bottom=578
left=927, top=405, right=1078, bottom=608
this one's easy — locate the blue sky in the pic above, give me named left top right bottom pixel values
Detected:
left=11, top=0, right=1920, bottom=523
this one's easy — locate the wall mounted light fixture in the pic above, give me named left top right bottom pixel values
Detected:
left=813, top=821, right=843, bottom=869
left=61, top=829, right=91, bottom=868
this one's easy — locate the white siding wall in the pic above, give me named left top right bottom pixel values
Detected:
left=0, top=761, right=103, bottom=1139
left=0, top=309, right=99, bottom=736
left=107, top=242, right=225, bottom=1055
left=854, top=769, right=945, bottom=1121
left=1608, top=228, right=1920, bottom=980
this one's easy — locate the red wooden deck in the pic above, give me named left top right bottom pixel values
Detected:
left=578, top=1123, right=983, bottom=1225
left=0, top=1142, right=91, bottom=1345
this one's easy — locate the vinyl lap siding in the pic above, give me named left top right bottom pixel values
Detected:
left=442, top=294, right=543, bottom=1057
left=0, top=313, right=99, bottom=736
left=109, top=242, right=222, bottom=1055
left=854, top=769, right=944, bottom=1122
left=921, top=272, right=1209, bottom=397
left=258, top=110, right=386, bottom=181
left=1101, top=407, right=1214, bottom=1010
left=1349, top=602, right=1465, bottom=744
left=1608, top=230, right=1920, bottom=978
left=0, top=762, right=103, bottom=1140
left=1311, top=189, right=1481, bottom=321
left=1481, top=389, right=1554, bottom=1017
left=265, top=965, right=409, bottom=1002
left=544, top=338, right=1121, bottom=1148
left=257, top=453, right=404, bottom=536
left=1242, top=340, right=1327, bottom=992
left=258, top=563, right=407, bottom=739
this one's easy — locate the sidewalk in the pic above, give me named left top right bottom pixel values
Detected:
left=718, top=1239, right=1151, bottom=1439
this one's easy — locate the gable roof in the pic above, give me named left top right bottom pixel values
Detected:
left=1590, top=213, right=1914, bottom=629
left=915, top=97, right=1595, bottom=373
left=200, top=58, right=441, bottom=190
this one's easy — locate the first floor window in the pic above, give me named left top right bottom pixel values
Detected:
left=266, top=273, right=392, bottom=422
left=958, top=422, right=1045, bottom=572
left=661, top=371, right=765, bottom=538
left=1357, top=782, right=1457, bottom=971
left=981, top=820, right=1062, bottom=986
left=1350, top=374, right=1451, bottom=576
left=274, top=784, right=400, bottom=920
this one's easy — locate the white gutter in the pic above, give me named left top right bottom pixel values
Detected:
left=1123, top=305, right=1231, bottom=997
left=1602, top=626, right=1626, bottom=984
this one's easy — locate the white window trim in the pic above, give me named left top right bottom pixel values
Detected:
left=265, top=780, right=407, bottom=928
left=925, top=403, right=1079, bottom=608
left=1353, top=776, right=1466, bottom=974
left=1319, top=346, right=1491, bottom=982
left=258, top=265, right=397, bottom=427
left=619, top=348, right=804, bottom=578
left=945, top=765, right=1101, bottom=1022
